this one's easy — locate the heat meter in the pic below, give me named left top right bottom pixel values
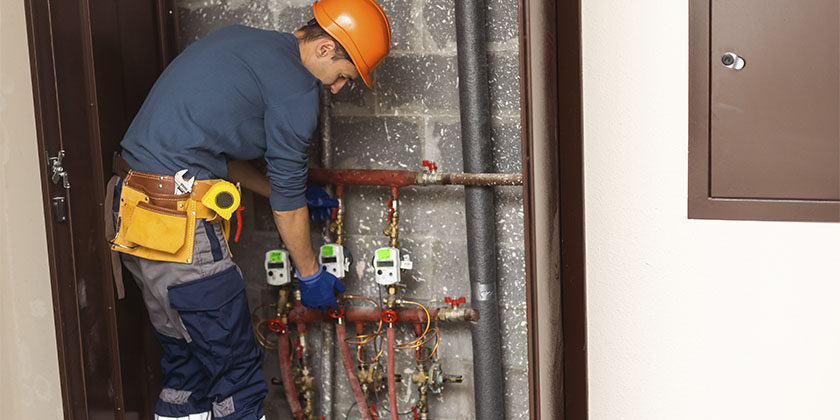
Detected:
left=373, top=247, right=401, bottom=285
left=265, top=249, right=291, bottom=286
left=319, top=243, right=349, bottom=278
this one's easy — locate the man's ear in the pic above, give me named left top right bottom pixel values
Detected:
left=317, top=38, right=336, bottom=58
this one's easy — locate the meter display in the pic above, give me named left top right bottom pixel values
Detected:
left=319, top=243, right=349, bottom=279
left=265, top=249, right=291, bottom=286
left=373, top=247, right=400, bottom=285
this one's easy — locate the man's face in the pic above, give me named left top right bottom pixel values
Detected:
left=306, top=39, right=359, bottom=94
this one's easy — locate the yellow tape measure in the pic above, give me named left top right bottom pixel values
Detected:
left=201, top=181, right=240, bottom=220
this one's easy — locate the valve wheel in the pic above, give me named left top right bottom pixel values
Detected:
left=266, top=318, right=286, bottom=334
left=328, top=307, right=344, bottom=319
left=381, top=309, right=398, bottom=323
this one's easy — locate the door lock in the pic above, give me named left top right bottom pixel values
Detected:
left=721, top=52, right=745, bottom=70
left=49, top=150, right=70, bottom=189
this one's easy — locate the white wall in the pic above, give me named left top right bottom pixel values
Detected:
left=0, top=1, right=64, bottom=418
left=583, top=1, right=840, bottom=420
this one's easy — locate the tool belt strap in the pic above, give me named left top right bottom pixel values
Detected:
left=114, top=154, right=218, bottom=219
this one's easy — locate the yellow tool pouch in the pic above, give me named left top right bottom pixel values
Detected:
left=124, top=202, right=187, bottom=254
left=111, top=183, right=199, bottom=264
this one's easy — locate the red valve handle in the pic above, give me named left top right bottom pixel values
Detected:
left=421, top=160, right=438, bottom=172
left=381, top=309, right=398, bottom=323
left=386, top=200, right=396, bottom=221
left=328, top=307, right=344, bottom=319
left=294, top=339, right=304, bottom=359
left=369, top=405, right=378, bottom=420
left=411, top=406, right=420, bottom=420
left=266, top=318, right=285, bottom=333
left=444, top=297, right=466, bottom=308
left=234, top=205, right=245, bottom=243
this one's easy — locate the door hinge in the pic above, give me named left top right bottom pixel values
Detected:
left=49, top=150, right=70, bottom=189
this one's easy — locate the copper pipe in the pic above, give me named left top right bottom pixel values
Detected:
left=278, top=332, right=304, bottom=420
left=288, top=306, right=479, bottom=324
left=336, top=322, right=372, bottom=420
left=308, top=168, right=522, bottom=187
left=355, top=322, right=365, bottom=361
left=414, top=323, right=423, bottom=360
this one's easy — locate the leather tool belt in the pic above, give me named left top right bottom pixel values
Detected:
left=108, top=155, right=233, bottom=264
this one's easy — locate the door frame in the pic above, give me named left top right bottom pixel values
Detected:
left=520, top=0, right=587, bottom=419
left=24, top=0, right=178, bottom=418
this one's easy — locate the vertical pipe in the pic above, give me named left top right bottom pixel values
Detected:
left=278, top=332, right=304, bottom=420
left=336, top=322, right=372, bottom=420
left=318, top=91, right=335, bottom=420
left=387, top=326, right=398, bottom=420
left=454, top=1, right=506, bottom=419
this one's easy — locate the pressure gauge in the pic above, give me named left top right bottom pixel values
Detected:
left=265, top=249, right=291, bottom=286
left=319, top=243, right=349, bottom=278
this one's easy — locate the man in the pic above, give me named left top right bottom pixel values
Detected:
left=109, top=1, right=391, bottom=419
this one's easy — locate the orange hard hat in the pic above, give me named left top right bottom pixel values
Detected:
left=312, top=0, right=391, bottom=88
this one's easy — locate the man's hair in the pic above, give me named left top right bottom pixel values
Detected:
left=297, top=18, right=353, bottom=63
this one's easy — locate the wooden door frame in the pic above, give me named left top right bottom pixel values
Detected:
left=24, top=1, right=178, bottom=418
left=520, top=0, right=587, bottom=419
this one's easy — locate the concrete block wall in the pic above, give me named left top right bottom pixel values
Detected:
left=176, top=1, right=526, bottom=419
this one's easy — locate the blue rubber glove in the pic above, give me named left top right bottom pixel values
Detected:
left=297, top=265, right=345, bottom=311
left=306, top=185, right=339, bottom=222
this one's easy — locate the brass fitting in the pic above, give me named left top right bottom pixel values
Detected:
left=412, top=362, right=430, bottom=417
left=276, top=288, right=290, bottom=319
left=294, top=366, right=316, bottom=420
left=329, top=197, right=345, bottom=244
left=383, top=198, right=399, bottom=248
left=384, top=286, right=398, bottom=309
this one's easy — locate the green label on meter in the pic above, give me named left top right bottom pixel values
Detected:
left=377, top=248, right=391, bottom=260
left=321, top=245, right=334, bottom=257
left=269, top=251, right=284, bottom=262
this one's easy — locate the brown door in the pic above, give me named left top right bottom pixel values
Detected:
left=25, top=0, right=178, bottom=418
left=710, top=0, right=840, bottom=200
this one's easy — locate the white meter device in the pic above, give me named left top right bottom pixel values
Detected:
left=319, top=244, right=349, bottom=278
left=265, top=249, right=291, bottom=286
left=373, top=247, right=413, bottom=285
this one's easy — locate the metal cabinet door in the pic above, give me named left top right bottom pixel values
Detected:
left=710, top=0, right=840, bottom=200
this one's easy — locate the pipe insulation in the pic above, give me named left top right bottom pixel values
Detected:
left=318, top=91, right=335, bottom=420
left=454, top=0, right=506, bottom=419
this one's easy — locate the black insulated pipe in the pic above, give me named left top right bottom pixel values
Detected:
left=454, top=1, right=506, bottom=419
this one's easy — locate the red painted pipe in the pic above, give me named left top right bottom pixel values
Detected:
left=307, top=168, right=523, bottom=187
left=309, top=168, right=418, bottom=188
left=288, top=306, right=479, bottom=324
left=278, top=332, right=304, bottom=420
left=387, top=326, right=398, bottom=420
left=336, top=322, right=372, bottom=420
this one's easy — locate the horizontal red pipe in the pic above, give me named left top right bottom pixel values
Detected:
left=308, top=168, right=523, bottom=187
left=309, top=168, right=418, bottom=188
left=287, top=306, right=478, bottom=324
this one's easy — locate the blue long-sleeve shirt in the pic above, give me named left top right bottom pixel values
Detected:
left=120, top=25, right=321, bottom=211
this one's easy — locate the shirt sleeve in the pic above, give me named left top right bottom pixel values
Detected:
left=264, top=89, right=319, bottom=212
